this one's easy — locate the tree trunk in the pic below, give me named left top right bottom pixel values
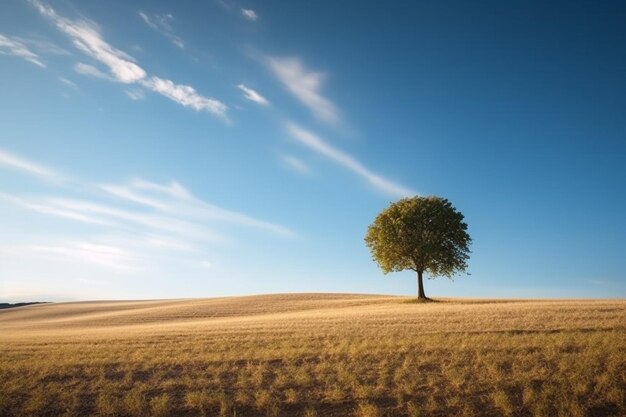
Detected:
left=417, top=270, right=427, bottom=300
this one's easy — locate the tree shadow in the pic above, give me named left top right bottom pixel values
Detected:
left=401, top=297, right=442, bottom=304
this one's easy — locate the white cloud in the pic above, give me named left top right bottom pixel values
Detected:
left=58, top=77, right=78, bottom=89
left=125, top=89, right=145, bottom=100
left=140, top=77, right=228, bottom=119
left=47, top=197, right=227, bottom=242
left=266, top=56, right=338, bottom=124
left=1, top=231, right=204, bottom=278
left=127, top=179, right=192, bottom=200
left=28, top=241, right=140, bottom=271
left=241, top=8, right=258, bottom=21
left=279, top=155, right=310, bottom=175
left=143, top=235, right=194, bottom=252
left=31, top=1, right=228, bottom=120
left=237, top=84, right=269, bottom=106
left=0, top=193, right=113, bottom=226
left=0, top=33, right=46, bottom=67
left=285, top=123, right=415, bottom=198
left=74, top=62, right=111, bottom=80
left=1, top=178, right=295, bottom=275
left=138, top=11, right=184, bottom=49
left=31, top=0, right=145, bottom=83
left=0, top=146, right=293, bottom=246
left=15, top=36, right=71, bottom=56
left=0, top=148, right=63, bottom=182
left=21, top=229, right=194, bottom=272
left=101, top=179, right=294, bottom=237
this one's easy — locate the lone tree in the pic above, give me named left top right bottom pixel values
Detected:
left=365, top=196, right=471, bottom=301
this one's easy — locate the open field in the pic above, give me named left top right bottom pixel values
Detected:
left=0, top=294, right=624, bottom=417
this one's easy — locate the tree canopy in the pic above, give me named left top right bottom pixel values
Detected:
left=365, top=196, right=471, bottom=300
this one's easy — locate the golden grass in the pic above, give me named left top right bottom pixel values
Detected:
left=0, top=294, right=624, bottom=416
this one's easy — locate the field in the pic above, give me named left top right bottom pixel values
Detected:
left=0, top=294, right=624, bottom=417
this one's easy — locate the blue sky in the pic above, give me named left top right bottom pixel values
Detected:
left=0, top=0, right=624, bottom=302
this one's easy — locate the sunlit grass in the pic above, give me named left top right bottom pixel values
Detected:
left=0, top=294, right=624, bottom=416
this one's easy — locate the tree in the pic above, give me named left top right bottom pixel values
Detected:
left=365, top=196, right=471, bottom=301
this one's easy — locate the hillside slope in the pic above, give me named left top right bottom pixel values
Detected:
left=1, top=294, right=624, bottom=417
left=0, top=293, right=398, bottom=331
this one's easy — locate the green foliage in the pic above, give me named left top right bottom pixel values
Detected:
left=365, top=196, right=471, bottom=277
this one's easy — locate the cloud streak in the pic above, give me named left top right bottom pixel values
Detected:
left=0, top=33, right=46, bottom=67
left=74, top=62, right=112, bottom=80
left=28, top=241, right=140, bottom=271
left=279, top=155, right=310, bottom=175
left=0, top=148, right=63, bottom=182
left=1, top=147, right=292, bottom=239
left=285, top=123, right=415, bottom=198
left=139, top=11, right=184, bottom=49
left=58, top=77, right=79, bottom=89
left=141, top=77, right=228, bottom=118
left=31, top=0, right=145, bottom=83
left=30, top=0, right=228, bottom=119
left=14, top=36, right=71, bottom=56
left=237, top=84, right=269, bottom=106
left=0, top=148, right=294, bottom=275
left=266, top=56, right=338, bottom=124
left=101, top=179, right=293, bottom=237
left=125, top=89, right=145, bottom=100
left=0, top=193, right=113, bottom=225
left=241, top=9, right=258, bottom=21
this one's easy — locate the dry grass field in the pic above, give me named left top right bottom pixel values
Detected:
left=0, top=294, right=624, bottom=417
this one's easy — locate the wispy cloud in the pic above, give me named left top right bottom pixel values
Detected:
left=101, top=179, right=293, bottom=237
left=29, top=241, right=140, bottom=271
left=0, top=148, right=294, bottom=276
left=31, top=0, right=145, bottom=83
left=14, top=35, right=71, bottom=56
left=1, top=147, right=292, bottom=240
left=237, top=84, right=269, bottom=106
left=266, top=56, right=338, bottom=124
left=0, top=33, right=46, bottom=67
left=74, top=62, right=112, bottom=80
left=0, top=230, right=205, bottom=279
left=139, top=11, right=185, bottom=49
left=58, top=77, right=78, bottom=89
left=125, top=89, right=145, bottom=100
left=0, top=193, right=113, bottom=226
left=140, top=77, right=228, bottom=119
left=285, top=123, right=415, bottom=198
left=0, top=148, right=63, bottom=182
left=30, top=0, right=228, bottom=120
left=3, top=230, right=198, bottom=273
left=279, top=155, right=310, bottom=175
left=241, top=8, right=258, bottom=21
left=42, top=196, right=228, bottom=242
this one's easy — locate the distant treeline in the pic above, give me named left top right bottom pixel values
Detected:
left=0, top=302, right=49, bottom=310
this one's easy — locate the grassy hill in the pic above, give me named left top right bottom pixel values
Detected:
left=1, top=294, right=624, bottom=416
